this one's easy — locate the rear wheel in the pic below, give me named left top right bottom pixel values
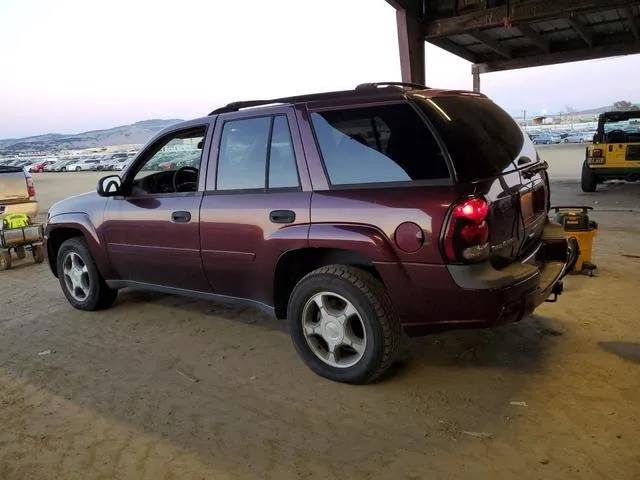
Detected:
left=32, top=245, right=45, bottom=263
left=581, top=160, right=597, bottom=192
left=0, top=251, right=11, bottom=271
left=287, top=265, right=402, bottom=384
left=56, top=237, right=117, bottom=310
left=16, top=246, right=26, bottom=259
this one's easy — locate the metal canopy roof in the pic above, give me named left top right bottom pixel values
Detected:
left=387, top=0, right=640, bottom=74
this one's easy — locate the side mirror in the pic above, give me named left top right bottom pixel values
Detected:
left=97, top=175, right=122, bottom=197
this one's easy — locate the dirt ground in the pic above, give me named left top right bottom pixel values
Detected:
left=1, top=145, right=639, bottom=479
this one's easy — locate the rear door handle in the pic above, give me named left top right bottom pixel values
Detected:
left=171, top=211, right=191, bottom=223
left=269, top=210, right=295, bottom=224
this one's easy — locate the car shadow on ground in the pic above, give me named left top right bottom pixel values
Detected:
left=599, top=341, right=640, bottom=364
left=116, top=288, right=287, bottom=332
left=0, top=292, right=565, bottom=476
left=117, top=289, right=561, bottom=376
left=382, top=314, right=562, bottom=382
left=117, top=287, right=561, bottom=392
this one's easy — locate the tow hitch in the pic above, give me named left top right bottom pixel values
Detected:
left=545, top=281, right=564, bottom=303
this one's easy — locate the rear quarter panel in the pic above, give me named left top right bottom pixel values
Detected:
left=309, top=186, right=457, bottom=264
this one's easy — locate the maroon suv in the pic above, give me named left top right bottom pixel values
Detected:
left=45, top=82, right=570, bottom=384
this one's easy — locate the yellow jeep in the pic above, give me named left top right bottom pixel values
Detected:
left=582, top=110, right=640, bottom=192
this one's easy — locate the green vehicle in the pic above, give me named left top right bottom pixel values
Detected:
left=0, top=213, right=45, bottom=270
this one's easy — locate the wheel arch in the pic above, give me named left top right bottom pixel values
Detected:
left=45, top=214, right=112, bottom=278
left=272, top=247, right=383, bottom=320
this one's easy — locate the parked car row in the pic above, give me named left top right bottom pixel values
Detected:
left=527, top=130, right=595, bottom=144
left=0, top=153, right=136, bottom=173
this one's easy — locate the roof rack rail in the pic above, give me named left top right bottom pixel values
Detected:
left=209, top=99, right=285, bottom=116
left=355, top=82, right=430, bottom=90
left=208, top=82, right=429, bottom=116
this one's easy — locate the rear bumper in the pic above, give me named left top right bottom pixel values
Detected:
left=0, top=200, right=39, bottom=218
left=377, top=221, right=571, bottom=336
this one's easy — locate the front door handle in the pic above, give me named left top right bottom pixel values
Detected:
left=171, top=211, right=191, bottom=223
left=269, top=210, right=295, bottom=224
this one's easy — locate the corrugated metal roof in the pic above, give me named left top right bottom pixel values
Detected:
left=411, top=0, right=640, bottom=72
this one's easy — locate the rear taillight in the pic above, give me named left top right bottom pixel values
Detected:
left=443, top=197, right=490, bottom=263
left=26, top=177, right=36, bottom=199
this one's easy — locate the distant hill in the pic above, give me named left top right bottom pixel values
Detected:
left=566, top=105, right=617, bottom=116
left=0, top=119, right=183, bottom=153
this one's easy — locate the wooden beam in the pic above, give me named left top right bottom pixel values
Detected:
left=565, top=15, right=593, bottom=47
left=428, top=37, right=479, bottom=63
left=624, top=6, right=640, bottom=41
left=517, top=23, right=551, bottom=53
left=385, top=0, right=408, bottom=10
left=475, top=40, right=640, bottom=73
left=423, top=0, right=632, bottom=38
left=396, top=8, right=426, bottom=85
left=469, top=29, right=512, bottom=58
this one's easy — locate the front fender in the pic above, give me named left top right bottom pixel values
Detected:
left=45, top=213, right=115, bottom=279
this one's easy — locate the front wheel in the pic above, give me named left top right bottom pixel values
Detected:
left=581, top=160, right=597, bottom=192
left=56, top=237, right=117, bottom=310
left=287, top=265, right=402, bottom=384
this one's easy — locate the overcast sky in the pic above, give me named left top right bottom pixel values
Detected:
left=1, top=0, right=639, bottom=139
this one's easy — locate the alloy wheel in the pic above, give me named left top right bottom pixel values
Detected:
left=62, top=252, right=91, bottom=302
left=301, top=291, right=367, bottom=368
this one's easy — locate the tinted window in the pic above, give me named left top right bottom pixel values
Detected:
left=416, top=95, right=525, bottom=180
left=216, top=115, right=300, bottom=191
left=217, top=117, right=270, bottom=190
left=268, top=116, right=299, bottom=189
left=311, top=103, right=449, bottom=186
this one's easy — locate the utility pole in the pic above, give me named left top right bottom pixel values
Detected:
left=522, top=110, right=527, bottom=131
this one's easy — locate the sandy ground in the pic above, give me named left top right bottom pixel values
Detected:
left=1, top=144, right=639, bottom=479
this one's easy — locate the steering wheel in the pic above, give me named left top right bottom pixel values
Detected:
left=172, top=166, right=198, bottom=192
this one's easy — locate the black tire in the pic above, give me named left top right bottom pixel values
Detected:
left=581, top=160, right=597, bottom=192
left=56, top=237, right=117, bottom=311
left=32, top=245, right=45, bottom=263
left=566, top=236, right=580, bottom=272
left=16, top=246, right=26, bottom=259
left=0, top=251, right=11, bottom=271
left=75, top=167, right=81, bottom=172
left=287, top=265, right=402, bottom=384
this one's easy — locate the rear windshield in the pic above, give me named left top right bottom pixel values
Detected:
left=415, top=95, right=525, bottom=181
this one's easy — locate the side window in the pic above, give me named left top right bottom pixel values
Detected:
left=130, top=126, right=206, bottom=195
left=216, top=115, right=300, bottom=191
left=268, top=116, right=299, bottom=189
left=310, top=103, right=449, bottom=186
